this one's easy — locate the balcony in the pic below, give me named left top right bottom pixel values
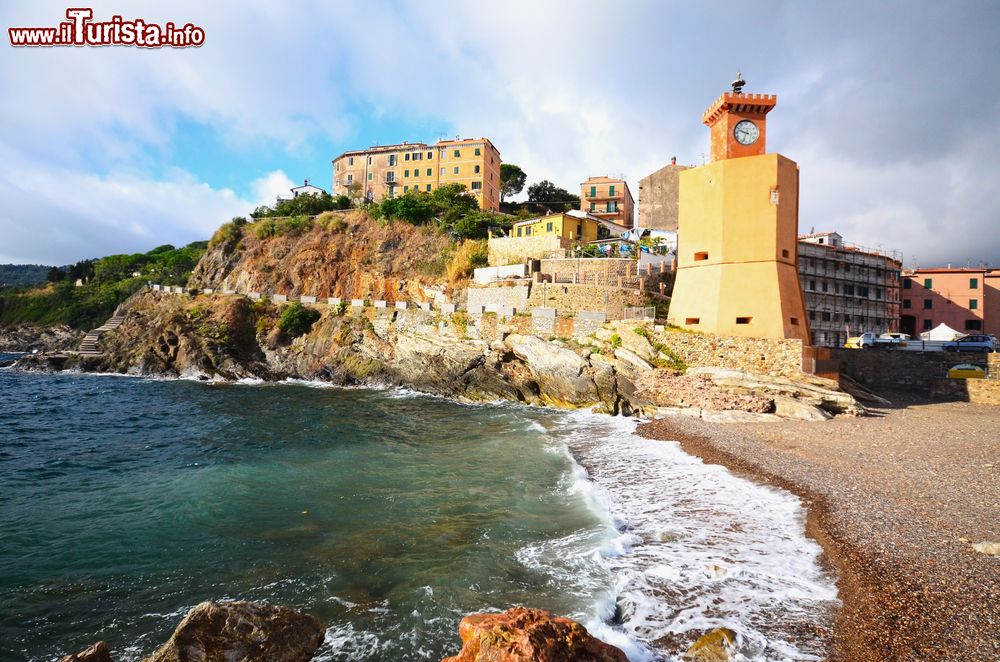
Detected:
left=584, top=191, right=624, bottom=202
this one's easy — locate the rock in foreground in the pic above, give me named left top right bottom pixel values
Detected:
left=142, top=601, right=324, bottom=662
left=58, top=641, right=112, bottom=662
left=441, top=607, right=627, bottom=662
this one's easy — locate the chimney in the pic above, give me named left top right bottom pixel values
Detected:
left=671, top=156, right=677, bottom=165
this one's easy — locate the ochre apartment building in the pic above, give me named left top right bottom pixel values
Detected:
left=332, top=138, right=501, bottom=211
left=900, top=268, right=1000, bottom=337
left=580, top=176, right=635, bottom=228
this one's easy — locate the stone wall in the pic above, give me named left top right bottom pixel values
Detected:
left=644, top=326, right=803, bottom=376
left=466, top=285, right=531, bottom=313
left=488, top=235, right=569, bottom=266
left=526, top=282, right=645, bottom=318
left=832, top=348, right=992, bottom=397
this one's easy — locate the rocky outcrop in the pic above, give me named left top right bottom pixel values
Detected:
left=142, top=601, right=324, bottom=662
left=58, top=641, right=112, bottom=662
left=505, top=334, right=600, bottom=407
left=685, top=627, right=737, bottom=661
left=441, top=607, right=628, bottom=662
left=687, top=367, right=863, bottom=417
left=0, top=323, right=82, bottom=353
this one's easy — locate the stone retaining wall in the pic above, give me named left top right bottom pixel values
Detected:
left=645, top=327, right=803, bottom=376
left=526, top=282, right=645, bottom=318
left=832, top=348, right=990, bottom=394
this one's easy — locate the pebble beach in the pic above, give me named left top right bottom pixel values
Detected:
left=637, top=399, right=1000, bottom=661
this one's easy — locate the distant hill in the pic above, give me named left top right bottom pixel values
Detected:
left=0, top=242, right=207, bottom=330
left=0, top=264, right=53, bottom=290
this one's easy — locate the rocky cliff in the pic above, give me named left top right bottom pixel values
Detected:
left=0, top=323, right=82, bottom=353
left=190, top=211, right=457, bottom=303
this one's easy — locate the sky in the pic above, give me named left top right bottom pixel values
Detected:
left=1, top=0, right=998, bottom=268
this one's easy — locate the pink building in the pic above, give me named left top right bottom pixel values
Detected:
left=900, top=268, right=1000, bottom=337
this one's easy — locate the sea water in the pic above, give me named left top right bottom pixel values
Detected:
left=0, top=363, right=837, bottom=661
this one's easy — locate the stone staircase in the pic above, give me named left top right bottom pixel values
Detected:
left=76, top=314, right=126, bottom=357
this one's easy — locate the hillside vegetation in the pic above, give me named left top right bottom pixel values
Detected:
left=0, top=243, right=206, bottom=330
left=194, top=210, right=486, bottom=301
left=0, top=264, right=54, bottom=290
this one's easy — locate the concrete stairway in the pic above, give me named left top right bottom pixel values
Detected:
left=76, top=314, right=126, bottom=357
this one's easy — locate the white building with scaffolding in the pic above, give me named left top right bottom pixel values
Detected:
left=797, top=232, right=903, bottom=347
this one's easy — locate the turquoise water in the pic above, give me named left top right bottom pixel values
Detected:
left=0, top=366, right=617, bottom=661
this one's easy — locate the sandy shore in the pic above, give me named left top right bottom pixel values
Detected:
left=636, top=399, right=1000, bottom=661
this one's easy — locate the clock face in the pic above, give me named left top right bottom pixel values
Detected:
left=733, top=120, right=759, bottom=146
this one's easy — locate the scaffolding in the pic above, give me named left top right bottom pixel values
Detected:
left=797, top=241, right=902, bottom=348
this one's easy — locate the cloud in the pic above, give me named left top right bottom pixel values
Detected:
left=1, top=1, right=998, bottom=267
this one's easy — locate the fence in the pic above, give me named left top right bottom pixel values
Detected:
left=623, top=306, right=655, bottom=321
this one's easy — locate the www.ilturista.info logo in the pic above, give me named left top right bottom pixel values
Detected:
left=8, top=8, right=205, bottom=48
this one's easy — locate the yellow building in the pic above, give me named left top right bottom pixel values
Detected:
left=667, top=77, right=810, bottom=342
left=331, top=138, right=501, bottom=211
left=487, top=211, right=608, bottom=266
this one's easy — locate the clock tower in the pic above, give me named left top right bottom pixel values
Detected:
left=704, top=73, right=777, bottom=162
left=667, top=75, right=811, bottom=343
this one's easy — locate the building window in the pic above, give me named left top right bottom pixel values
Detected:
left=790, top=317, right=799, bottom=326
left=903, top=299, right=912, bottom=309
left=525, top=227, right=531, bottom=236
left=782, top=249, right=789, bottom=258
left=427, top=168, right=432, bottom=176
left=685, top=318, right=700, bottom=325
left=609, top=184, right=616, bottom=196
left=368, top=156, right=372, bottom=165
left=694, top=251, right=709, bottom=261
left=348, top=156, right=354, bottom=166
left=427, top=151, right=433, bottom=159
left=966, top=319, right=983, bottom=330
left=404, top=153, right=410, bottom=161
left=368, top=173, right=372, bottom=180
left=386, top=172, right=395, bottom=182
left=970, top=277, right=979, bottom=289
left=474, top=147, right=481, bottom=156
left=516, top=227, right=522, bottom=237
left=808, top=280, right=816, bottom=291
left=808, top=310, right=816, bottom=320
left=474, top=165, right=481, bottom=174
left=403, top=186, right=409, bottom=192
left=923, top=319, right=933, bottom=330
left=404, top=169, right=410, bottom=177
left=903, top=278, right=911, bottom=289
left=589, top=185, right=596, bottom=197
left=453, top=149, right=461, bottom=157
left=426, top=185, right=431, bottom=192
left=923, top=298, right=932, bottom=309
left=736, top=317, right=752, bottom=325
left=924, top=278, right=933, bottom=289
left=970, top=298, right=979, bottom=310
left=388, top=155, right=397, bottom=166
left=453, top=166, right=459, bottom=174
left=822, top=312, right=832, bottom=321
left=589, top=202, right=595, bottom=211
left=471, top=181, right=482, bottom=190
left=822, top=282, right=828, bottom=293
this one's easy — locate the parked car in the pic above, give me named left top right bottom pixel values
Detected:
left=943, top=334, right=996, bottom=353
left=844, top=332, right=909, bottom=349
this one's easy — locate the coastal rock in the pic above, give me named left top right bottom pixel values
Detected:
left=613, top=347, right=654, bottom=371
left=58, top=641, right=112, bottom=662
left=504, top=334, right=600, bottom=407
left=0, top=323, right=83, bottom=353
left=686, top=367, right=863, bottom=416
left=142, top=601, right=324, bottom=662
left=685, top=627, right=736, bottom=661
left=441, top=607, right=628, bottom=662
left=772, top=396, right=833, bottom=421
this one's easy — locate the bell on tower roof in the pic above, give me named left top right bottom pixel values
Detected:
left=731, top=71, right=746, bottom=94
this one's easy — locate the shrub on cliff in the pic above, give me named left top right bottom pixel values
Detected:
left=251, top=192, right=350, bottom=219
left=278, top=302, right=321, bottom=339
left=209, top=219, right=244, bottom=250
left=446, top=240, right=488, bottom=283
left=255, top=215, right=314, bottom=240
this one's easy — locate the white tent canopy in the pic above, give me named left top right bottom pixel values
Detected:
left=920, top=323, right=963, bottom=341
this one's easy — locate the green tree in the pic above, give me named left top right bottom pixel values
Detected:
left=499, top=164, right=527, bottom=203
left=526, top=180, right=579, bottom=213
left=278, top=302, right=321, bottom=338
left=46, top=266, right=65, bottom=282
